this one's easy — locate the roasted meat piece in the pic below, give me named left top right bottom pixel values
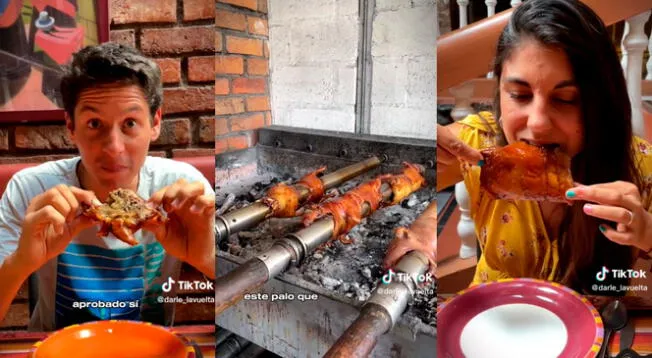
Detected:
left=302, top=162, right=426, bottom=245
left=301, top=179, right=383, bottom=242
left=296, top=166, right=326, bottom=202
left=480, top=141, right=574, bottom=203
left=83, top=189, right=166, bottom=246
left=260, top=166, right=327, bottom=218
left=261, top=183, right=301, bottom=218
left=384, top=162, right=426, bottom=205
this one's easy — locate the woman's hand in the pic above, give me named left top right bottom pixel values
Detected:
left=437, top=123, right=484, bottom=173
left=566, top=181, right=652, bottom=252
left=437, top=123, right=483, bottom=191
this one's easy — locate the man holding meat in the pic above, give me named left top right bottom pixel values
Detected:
left=0, top=43, right=215, bottom=331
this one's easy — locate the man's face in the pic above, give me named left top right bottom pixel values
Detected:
left=67, top=85, right=161, bottom=190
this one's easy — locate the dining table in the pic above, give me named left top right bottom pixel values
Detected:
left=0, top=324, right=215, bottom=357
left=438, top=293, right=652, bottom=356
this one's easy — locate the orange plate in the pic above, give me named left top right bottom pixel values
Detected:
left=28, top=320, right=195, bottom=358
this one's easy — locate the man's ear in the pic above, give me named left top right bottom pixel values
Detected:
left=65, top=112, right=76, bottom=143
left=151, top=108, right=162, bottom=141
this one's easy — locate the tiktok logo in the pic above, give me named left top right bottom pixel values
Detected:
left=162, top=277, right=176, bottom=292
left=382, top=269, right=396, bottom=285
left=596, top=266, right=609, bottom=282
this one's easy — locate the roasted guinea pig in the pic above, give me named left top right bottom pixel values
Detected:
left=479, top=141, right=574, bottom=203
left=82, top=189, right=167, bottom=245
left=260, top=166, right=326, bottom=218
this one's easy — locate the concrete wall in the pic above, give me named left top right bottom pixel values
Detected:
left=370, top=0, right=436, bottom=140
left=268, top=0, right=436, bottom=140
left=268, top=0, right=359, bottom=133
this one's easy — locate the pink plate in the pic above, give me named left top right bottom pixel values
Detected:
left=437, top=278, right=603, bottom=358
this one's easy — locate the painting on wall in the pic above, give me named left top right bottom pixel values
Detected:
left=0, top=0, right=109, bottom=123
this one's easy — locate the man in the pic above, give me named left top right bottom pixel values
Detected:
left=0, top=43, right=215, bottom=331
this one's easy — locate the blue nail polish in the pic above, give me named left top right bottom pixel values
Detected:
left=566, top=190, right=575, bottom=198
left=477, top=160, right=485, bottom=167
left=599, top=225, right=606, bottom=233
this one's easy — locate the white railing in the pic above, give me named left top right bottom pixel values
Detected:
left=445, top=3, right=652, bottom=260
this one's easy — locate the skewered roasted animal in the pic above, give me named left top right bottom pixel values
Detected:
left=479, top=141, right=574, bottom=203
left=384, top=162, right=426, bottom=205
left=302, top=163, right=426, bottom=244
left=82, top=189, right=167, bottom=246
left=302, top=178, right=384, bottom=243
left=261, top=166, right=326, bottom=218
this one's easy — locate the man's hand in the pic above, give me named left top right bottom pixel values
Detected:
left=383, top=201, right=437, bottom=278
left=16, top=185, right=98, bottom=273
left=144, top=179, right=215, bottom=278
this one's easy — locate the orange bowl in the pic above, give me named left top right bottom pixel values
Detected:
left=28, top=320, right=194, bottom=358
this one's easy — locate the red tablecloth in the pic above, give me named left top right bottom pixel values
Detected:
left=0, top=324, right=214, bottom=357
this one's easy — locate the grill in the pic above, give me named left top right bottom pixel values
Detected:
left=216, top=126, right=436, bottom=358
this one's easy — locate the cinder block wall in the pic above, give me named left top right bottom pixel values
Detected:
left=268, top=0, right=436, bottom=140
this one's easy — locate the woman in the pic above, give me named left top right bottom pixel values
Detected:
left=437, top=0, right=652, bottom=294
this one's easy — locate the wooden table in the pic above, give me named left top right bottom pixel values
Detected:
left=0, top=324, right=215, bottom=357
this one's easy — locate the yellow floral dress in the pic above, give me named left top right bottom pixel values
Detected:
left=456, top=112, right=652, bottom=286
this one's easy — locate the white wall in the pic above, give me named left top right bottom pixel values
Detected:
left=268, top=0, right=436, bottom=140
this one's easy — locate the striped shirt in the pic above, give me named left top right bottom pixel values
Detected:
left=0, top=157, right=213, bottom=331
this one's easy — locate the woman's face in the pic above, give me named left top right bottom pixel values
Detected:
left=499, top=39, right=584, bottom=157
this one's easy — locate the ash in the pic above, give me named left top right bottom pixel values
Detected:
left=217, top=174, right=437, bottom=332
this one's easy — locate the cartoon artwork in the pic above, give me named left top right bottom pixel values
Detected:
left=0, top=0, right=101, bottom=113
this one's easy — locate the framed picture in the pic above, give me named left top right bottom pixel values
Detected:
left=0, top=0, right=109, bottom=123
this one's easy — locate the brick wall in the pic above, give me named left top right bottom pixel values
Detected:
left=0, top=0, right=215, bottom=164
left=216, top=0, right=271, bottom=154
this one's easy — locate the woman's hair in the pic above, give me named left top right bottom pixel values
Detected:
left=492, top=0, right=641, bottom=293
left=60, top=42, right=162, bottom=125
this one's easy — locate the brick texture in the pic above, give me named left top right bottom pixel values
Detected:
left=183, top=0, right=215, bottom=21
left=141, top=26, right=214, bottom=55
left=15, top=126, right=74, bottom=150
left=218, top=0, right=258, bottom=11
left=154, top=58, right=181, bottom=84
left=109, top=29, right=135, bottom=47
left=188, top=56, right=215, bottom=83
left=110, top=0, right=176, bottom=24
left=216, top=1, right=271, bottom=154
left=0, top=1, right=215, bottom=328
left=163, top=87, right=215, bottom=114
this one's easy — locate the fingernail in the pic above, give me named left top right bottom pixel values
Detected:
left=190, top=204, right=201, bottom=214
left=477, top=160, right=485, bottom=167
left=583, top=204, right=593, bottom=214
left=92, top=199, right=102, bottom=206
left=566, top=190, right=576, bottom=198
left=171, top=198, right=181, bottom=209
left=599, top=225, right=606, bottom=233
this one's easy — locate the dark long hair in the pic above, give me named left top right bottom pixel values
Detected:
left=492, top=0, right=642, bottom=293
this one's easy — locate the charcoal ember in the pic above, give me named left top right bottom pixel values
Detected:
left=402, top=195, right=420, bottom=208
left=361, top=267, right=372, bottom=280
left=218, top=172, right=437, bottom=329
left=320, top=276, right=342, bottom=290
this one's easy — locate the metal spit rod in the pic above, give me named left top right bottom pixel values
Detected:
left=216, top=156, right=382, bottom=242
left=323, top=251, right=430, bottom=358
left=215, top=182, right=397, bottom=316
